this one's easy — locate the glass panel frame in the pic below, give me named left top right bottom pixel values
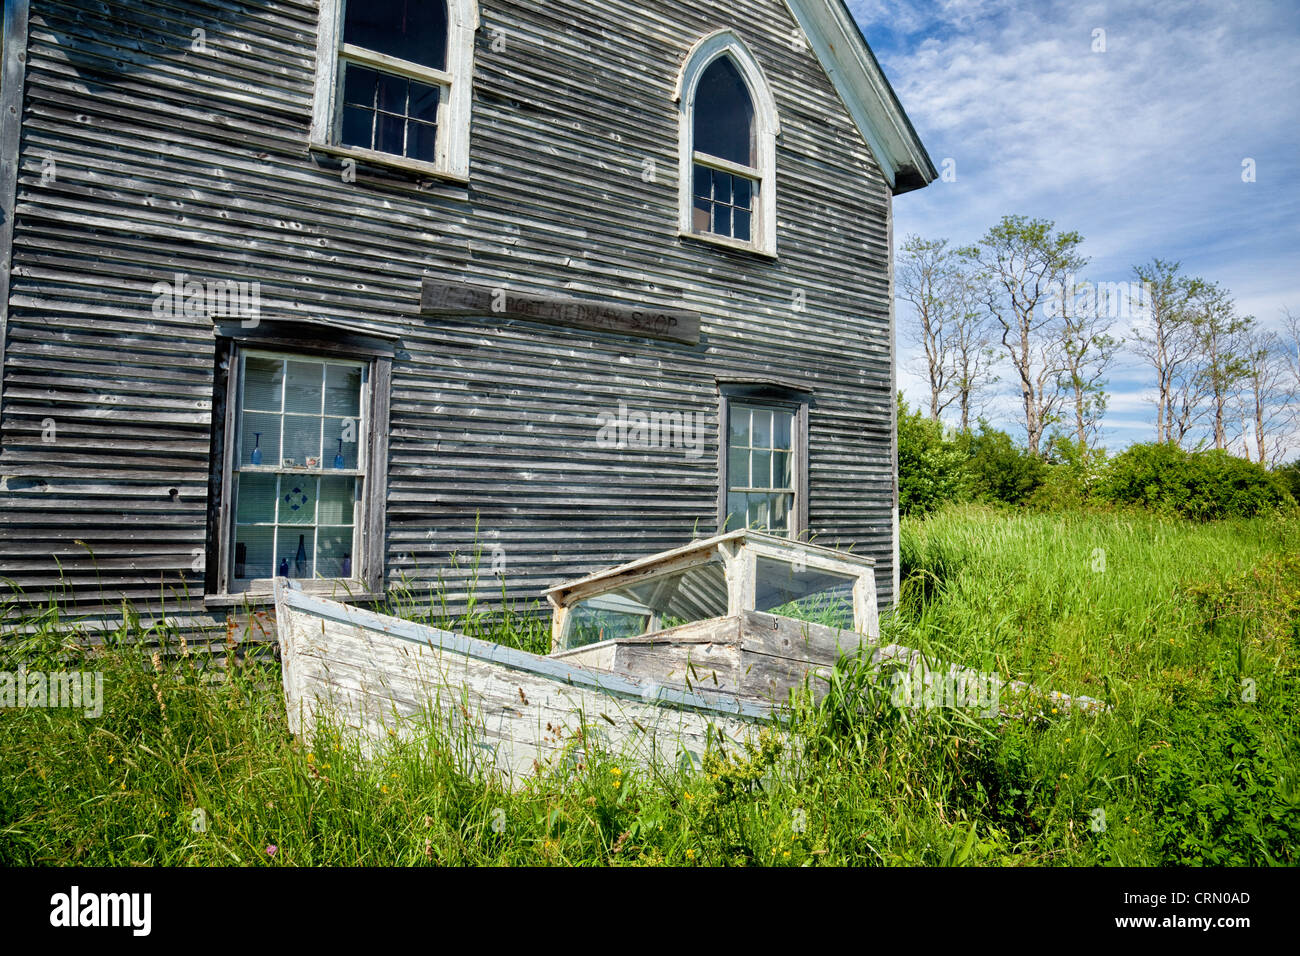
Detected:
left=231, top=349, right=367, bottom=588
left=725, top=401, right=798, bottom=537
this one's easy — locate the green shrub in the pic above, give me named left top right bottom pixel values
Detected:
left=897, top=395, right=968, bottom=517
left=956, top=424, right=1047, bottom=505
left=1098, top=443, right=1293, bottom=520
left=1274, top=460, right=1300, bottom=505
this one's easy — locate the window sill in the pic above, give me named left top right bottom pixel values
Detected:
left=680, top=229, right=777, bottom=260
left=309, top=142, right=469, bottom=186
left=205, top=581, right=383, bottom=609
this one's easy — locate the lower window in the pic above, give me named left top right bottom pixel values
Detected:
left=208, top=336, right=391, bottom=601
left=725, top=400, right=800, bottom=536
left=231, top=352, right=365, bottom=587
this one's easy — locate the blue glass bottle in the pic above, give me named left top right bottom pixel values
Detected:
left=277, top=557, right=289, bottom=578
left=251, top=432, right=262, bottom=466
left=295, top=534, right=307, bottom=578
left=334, top=437, right=346, bottom=470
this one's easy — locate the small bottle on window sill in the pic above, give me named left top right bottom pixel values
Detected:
left=278, top=558, right=289, bottom=578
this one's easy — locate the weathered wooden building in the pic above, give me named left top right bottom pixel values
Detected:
left=0, top=0, right=934, bottom=638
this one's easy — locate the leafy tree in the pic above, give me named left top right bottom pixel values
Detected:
left=963, top=216, right=1087, bottom=456
left=898, top=236, right=999, bottom=429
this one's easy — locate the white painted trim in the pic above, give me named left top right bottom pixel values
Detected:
left=783, top=0, right=935, bottom=192
left=0, top=0, right=31, bottom=425
left=675, top=30, right=780, bottom=256
left=887, top=189, right=900, bottom=608
left=311, top=0, right=478, bottom=181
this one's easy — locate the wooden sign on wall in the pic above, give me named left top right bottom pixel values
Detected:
left=420, top=280, right=701, bottom=346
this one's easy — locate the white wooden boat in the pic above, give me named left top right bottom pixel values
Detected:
left=274, top=531, right=881, bottom=779
left=274, top=530, right=1103, bottom=783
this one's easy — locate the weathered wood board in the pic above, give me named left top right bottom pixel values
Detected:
left=420, top=280, right=701, bottom=345
left=276, top=583, right=769, bottom=784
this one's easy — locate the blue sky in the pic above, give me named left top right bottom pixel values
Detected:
left=848, top=0, right=1300, bottom=459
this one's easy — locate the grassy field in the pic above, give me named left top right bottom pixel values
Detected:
left=1, top=505, right=1297, bottom=866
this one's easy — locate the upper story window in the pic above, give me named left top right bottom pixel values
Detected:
left=311, top=0, right=478, bottom=182
left=676, top=31, right=780, bottom=256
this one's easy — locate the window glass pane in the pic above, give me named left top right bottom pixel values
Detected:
left=376, top=72, right=407, bottom=114
left=726, top=492, right=747, bottom=531
left=693, top=56, right=755, bottom=167
left=733, top=209, right=752, bottom=243
left=693, top=163, right=712, bottom=199
left=236, top=474, right=278, bottom=523
left=376, top=112, right=406, bottom=156
left=409, top=81, right=441, bottom=123
left=317, top=528, right=356, bottom=580
left=733, top=175, right=752, bottom=210
left=343, top=64, right=377, bottom=107
left=278, top=478, right=317, bottom=525
left=753, top=409, right=772, bottom=448
left=728, top=445, right=749, bottom=488
left=712, top=202, right=731, bottom=238
left=567, top=559, right=728, bottom=648
left=341, top=105, right=374, bottom=149
left=754, top=556, right=854, bottom=625
left=712, top=168, right=732, bottom=206
left=282, top=415, right=323, bottom=466
left=408, top=120, right=438, bottom=163
left=773, top=451, right=792, bottom=490
left=324, top=365, right=362, bottom=418
left=692, top=198, right=711, bottom=232
left=243, top=357, right=283, bottom=411
left=729, top=405, right=751, bottom=446
left=318, top=477, right=357, bottom=526
left=285, top=361, right=323, bottom=415
left=751, top=450, right=771, bottom=489
left=344, top=0, right=449, bottom=71
left=774, top=411, right=793, bottom=449
left=772, top=492, right=792, bottom=533
left=234, top=526, right=274, bottom=580
left=281, top=531, right=315, bottom=579
left=241, top=412, right=281, bottom=467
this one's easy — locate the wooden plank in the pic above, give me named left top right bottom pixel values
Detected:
left=420, top=279, right=702, bottom=346
left=0, top=0, right=31, bottom=425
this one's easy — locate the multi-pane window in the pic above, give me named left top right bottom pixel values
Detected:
left=340, top=64, right=442, bottom=164
left=231, top=353, right=366, bottom=587
left=313, top=0, right=475, bottom=179
left=691, top=56, right=759, bottom=245
left=726, top=403, right=796, bottom=536
left=693, top=165, right=752, bottom=242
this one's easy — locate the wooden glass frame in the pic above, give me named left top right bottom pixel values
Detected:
left=310, top=0, right=479, bottom=182
left=205, top=324, right=393, bottom=605
left=717, top=383, right=810, bottom=539
left=675, top=30, right=780, bottom=257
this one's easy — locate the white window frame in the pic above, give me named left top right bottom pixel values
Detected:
left=675, top=29, right=781, bottom=257
left=310, top=0, right=479, bottom=182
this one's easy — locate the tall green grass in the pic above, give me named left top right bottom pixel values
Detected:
left=1, top=506, right=1297, bottom=865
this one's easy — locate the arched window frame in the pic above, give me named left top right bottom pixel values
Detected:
left=310, top=0, right=479, bottom=182
left=675, top=30, right=780, bottom=256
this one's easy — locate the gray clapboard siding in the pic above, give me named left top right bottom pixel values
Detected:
left=0, top=0, right=905, bottom=642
